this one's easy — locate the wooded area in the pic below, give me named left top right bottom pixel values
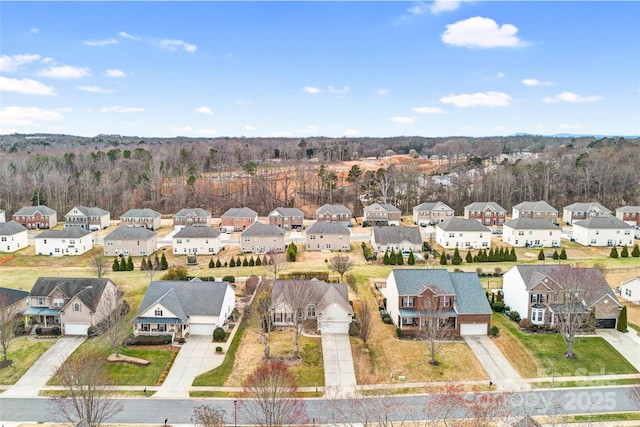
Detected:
left=0, top=133, right=638, bottom=219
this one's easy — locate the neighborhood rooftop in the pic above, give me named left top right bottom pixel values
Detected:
left=222, top=207, right=258, bottom=217
left=372, top=226, right=422, bottom=244
left=513, top=201, right=558, bottom=212
left=317, top=204, right=351, bottom=214
left=174, top=226, right=221, bottom=238
left=105, top=225, right=156, bottom=239
left=29, top=277, right=112, bottom=311
left=121, top=208, right=161, bottom=218
left=241, top=221, right=285, bottom=236
left=437, top=217, right=490, bottom=232
left=13, top=205, right=56, bottom=215
left=68, top=206, right=109, bottom=216
left=465, top=202, right=506, bottom=212
left=0, top=221, right=28, bottom=234
left=174, top=208, right=212, bottom=217
left=37, top=228, right=92, bottom=239
left=306, top=221, right=350, bottom=234
left=574, top=215, right=632, bottom=229
left=564, top=202, right=611, bottom=212
left=504, top=218, right=560, bottom=230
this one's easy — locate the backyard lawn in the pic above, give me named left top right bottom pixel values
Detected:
left=492, top=313, right=637, bottom=378
left=0, top=337, right=54, bottom=385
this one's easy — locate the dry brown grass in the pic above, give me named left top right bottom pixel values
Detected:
left=491, top=315, right=540, bottom=378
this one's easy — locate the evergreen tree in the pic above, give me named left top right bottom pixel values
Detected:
left=610, top=247, right=619, bottom=258
left=407, top=250, right=415, bottom=265
left=216, top=258, right=222, bottom=268
left=126, top=256, right=134, bottom=271
left=255, top=256, right=261, bottom=266
left=243, top=257, right=249, bottom=266
left=538, top=249, right=545, bottom=260
left=465, top=251, right=473, bottom=263
left=209, top=258, right=215, bottom=268
left=473, top=254, right=478, bottom=263
left=552, top=249, right=559, bottom=260
left=617, top=306, right=628, bottom=332
left=439, top=252, right=447, bottom=265
left=262, top=255, right=268, bottom=265
left=452, top=248, right=462, bottom=265
left=249, top=256, right=255, bottom=266
left=160, top=252, right=168, bottom=270
left=119, top=257, right=127, bottom=271
left=236, top=257, right=241, bottom=266
left=140, top=257, right=148, bottom=270
left=154, top=254, right=160, bottom=270
left=621, top=245, right=629, bottom=258
left=389, top=248, right=397, bottom=265
left=632, top=244, right=640, bottom=257
left=559, top=248, right=567, bottom=260
left=396, top=250, right=403, bottom=265
left=383, top=250, right=390, bottom=265
left=488, top=248, right=495, bottom=262
left=510, top=247, right=517, bottom=261
left=112, top=257, right=120, bottom=272
left=230, top=258, right=236, bottom=267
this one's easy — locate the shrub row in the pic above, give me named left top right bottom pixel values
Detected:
left=124, top=334, right=172, bottom=346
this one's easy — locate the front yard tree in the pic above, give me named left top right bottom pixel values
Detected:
left=279, top=280, right=314, bottom=359
left=621, top=245, right=629, bottom=257
left=240, top=360, right=306, bottom=427
left=126, top=255, right=134, bottom=271
left=465, top=251, right=473, bottom=263
left=451, top=248, right=462, bottom=265
left=97, top=286, right=127, bottom=357
left=250, top=285, right=274, bottom=359
left=0, top=293, right=16, bottom=363
left=407, top=250, right=415, bottom=265
left=49, top=350, right=123, bottom=427
left=91, top=253, right=109, bottom=278
left=559, top=247, right=567, bottom=260
left=191, top=404, right=225, bottom=427
left=355, top=299, right=372, bottom=345
left=439, top=251, right=447, bottom=265
left=160, top=252, right=169, bottom=270
left=264, top=250, right=287, bottom=279
left=617, top=306, right=628, bottom=332
left=632, top=244, right=640, bottom=257
left=119, top=257, right=127, bottom=271
left=538, top=249, right=545, bottom=260
left=328, top=254, right=354, bottom=282
left=112, top=257, right=120, bottom=272
left=418, top=289, right=456, bottom=365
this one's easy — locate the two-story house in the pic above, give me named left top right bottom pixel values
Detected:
left=562, top=202, right=611, bottom=225
left=572, top=215, right=634, bottom=247
left=436, top=218, right=491, bottom=249
left=412, top=201, right=455, bottom=226
left=64, top=206, right=110, bottom=230
left=363, top=203, right=402, bottom=226
left=35, top=228, right=93, bottom=256
left=0, top=287, right=29, bottom=316
left=503, top=265, right=622, bottom=329
left=173, top=208, right=212, bottom=230
left=12, top=205, right=57, bottom=229
left=103, top=225, right=157, bottom=257
left=370, top=226, right=422, bottom=255
left=305, top=222, right=351, bottom=252
left=512, top=201, right=558, bottom=224
left=172, top=226, right=222, bottom=255
left=268, top=207, right=304, bottom=230
left=0, top=221, right=28, bottom=253
left=616, top=206, right=640, bottom=227
left=316, top=204, right=352, bottom=227
left=221, top=207, right=258, bottom=232
left=240, top=222, right=285, bottom=254
left=120, top=208, right=162, bottom=231
left=24, top=277, right=120, bottom=335
left=502, top=218, right=561, bottom=248
left=464, top=202, right=507, bottom=226
left=383, top=269, right=492, bottom=336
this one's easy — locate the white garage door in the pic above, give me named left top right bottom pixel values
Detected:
left=189, top=323, right=216, bottom=336
left=460, top=323, right=488, bottom=336
left=65, top=323, right=89, bottom=336
left=320, top=321, right=350, bottom=334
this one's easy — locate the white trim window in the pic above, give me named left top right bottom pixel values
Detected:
left=531, top=307, right=545, bottom=325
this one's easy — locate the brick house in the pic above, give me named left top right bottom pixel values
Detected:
left=221, top=207, right=258, bottom=232
left=268, top=207, right=304, bottom=230
left=12, top=205, right=57, bottom=229
left=464, top=202, right=507, bottom=226
left=316, top=204, right=352, bottom=227
left=562, top=202, right=611, bottom=225
left=616, top=206, right=640, bottom=227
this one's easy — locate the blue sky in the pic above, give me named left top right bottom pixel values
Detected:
left=1, top=1, right=639, bottom=138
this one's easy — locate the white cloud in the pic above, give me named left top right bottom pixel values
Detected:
left=328, top=86, right=349, bottom=95
left=440, top=91, right=511, bottom=107
left=37, top=65, right=91, bottom=79
left=413, top=106, right=446, bottom=114
left=543, top=91, right=603, bottom=103
left=303, top=86, right=321, bottom=94
left=77, top=86, right=113, bottom=93
left=119, top=31, right=136, bottom=39
left=160, top=39, right=197, bottom=53
left=84, top=38, right=118, bottom=46
left=30, top=28, right=39, bottom=34
left=430, top=0, right=464, bottom=14
left=0, top=53, right=41, bottom=72
left=344, top=129, right=359, bottom=136
left=42, top=57, right=54, bottom=64
left=522, top=78, right=552, bottom=86
left=0, top=76, right=55, bottom=95
left=442, top=16, right=527, bottom=49
left=100, top=106, right=144, bottom=113
left=391, top=116, right=414, bottom=124
left=195, top=106, right=214, bottom=115
left=106, top=69, right=126, bottom=78
left=376, top=89, right=390, bottom=96
left=407, top=2, right=428, bottom=15
left=0, top=106, right=63, bottom=127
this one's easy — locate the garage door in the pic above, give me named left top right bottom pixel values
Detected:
left=189, top=323, right=216, bottom=336
left=596, top=318, right=616, bottom=329
left=65, top=323, right=89, bottom=336
left=320, top=321, right=350, bottom=334
left=460, top=323, right=488, bottom=336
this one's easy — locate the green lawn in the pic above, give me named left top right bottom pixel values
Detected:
left=193, top=322, right=246, bottom=386
left=286, top=337, right=325, bottom=387
left=0, top=337, right=54, bottom=384
left=493, top=313, right=637, bottom=378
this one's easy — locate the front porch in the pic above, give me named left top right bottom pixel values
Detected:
left=397, top=308, right=457, bottom=335
left=133, top=317, right=185, bottom=342
left=23, top=307, right=61, bottom=328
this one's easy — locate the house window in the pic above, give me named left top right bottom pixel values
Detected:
left=155, top=308, right=163, bottom=316
left=53, top=298, right=64, bottom=307
left=142, top=323, right=150, bottom=331
left=38, top=297, right=44, bottom=305
left=402, top=317, right=413, bottom=325
left=531, top=294, right=538, bottom=303
left=176, top=239, right=182, bottom=244
left=310, top=235, right=316, bottom=240
left=402, top=297, right=415, bottom=307
left=532, top=308, right=545, bottom=324
left=441, top=297, right=450, bottom=307
left=449, top=233, right=455, bottom=238
left=73, top=302, right=81, bottom=312
left=307, top=305, right=316, bottom=318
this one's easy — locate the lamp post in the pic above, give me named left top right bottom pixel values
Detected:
left=234, top=400, right=238, bottom=427
left=552, top=355, right=557, bottom=386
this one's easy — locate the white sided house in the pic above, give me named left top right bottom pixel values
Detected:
left=620, top=277, right=640, bottom=305
left=370, top=226, right=422, bottom=255
left=436, top=217, right=491, bottom=249
left=173, top=208, right=212, bottom=230
left=0, top=209, right=5, bottom=223
left=412, top=201, right=455, bottom=226
left=0, top=221, right=28, bottom=253
left=64, top=206, right=110, bottom=231
left=502, top=218, right=561, bottom=248
left=35, top=228, right=93, bottom=256
left=133, top=279, right=235, bottom=340
left=172, top=226, right=222, bottom=255
left=562, top=202, right=611, bottom=225
left=572, top=215, right=634, bottom=247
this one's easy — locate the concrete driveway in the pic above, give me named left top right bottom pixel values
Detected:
left=3, top=336, right=86, bottom=397
left=321, top=333, right=356, bottom=398
left=154, top=335, right=223, bottom=398
left=598, top=329, right=640, bottom=371
left=463, top=335, right=530, bottom=391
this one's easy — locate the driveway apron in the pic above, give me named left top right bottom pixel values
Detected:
left=597, top=329, right=640, bottom=372
left=463, top=335, right=530, bottom=391
left=4, top=336, right=86, bottom=397
left=321, top=332, right=357, bottom=398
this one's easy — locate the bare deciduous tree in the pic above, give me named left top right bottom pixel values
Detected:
left=96, top=285, right=127, bottom=357
left=354, top=300, right=371, bottom=346
left=91, top=252, right=109, bottom=278
left=191, top=404, right=226, bottom=427
left=328, top=254, right=354, bottom=283
left=240, top=360, right=306, bottom=427
left=49, top=350, right=123, bottom=427
left=263, top=250, right=287, bottom=279
left=277, top=280, right=314, bottom=359
left=0, top=293, right=17, bottom=363
left=250, top=284, right=274, bottom=360
left=629, top=385, right=640, bottom=407
left=418, top=287, right=456, bottom=365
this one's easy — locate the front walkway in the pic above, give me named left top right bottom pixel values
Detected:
left=463, top=335, right=530, bottom=391
left=321, top=333, right=357, bottom=398
left=3, top=336, right=86, bottom=397
left=597, top=328, right=640, bottom=372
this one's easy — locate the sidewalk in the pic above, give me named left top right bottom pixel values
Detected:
left=598, top=329, right=640, bottom=372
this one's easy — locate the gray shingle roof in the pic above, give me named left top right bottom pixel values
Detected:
left=13, top=205, right=56, bottom=216
left=270, top=207, right=304, bottom=217
left=105, top=225, right=156, bottom=240
left=68, top=206, right=109, bottom=216
left=437, top=217, right=490, bottom=232
left=563, top=202, right=610, bottom=213
left=0, top=287, right=29, bottom=307
left=464, top=202, right=506, bottom=213
left=372, top=226, right=422, bottom=245
left=36, top=228, right=92, bottom=239
left=573, top=215, right=632, bottom=229
left=241, top=221, right=285, bottom=237
left=316, top=204, right=351, bottom=215
left=413, top=201, right=453, bottom=212
left=174, top=208, right=212, bottom=218
left=616, top=205, right=640, bottom=213
left=504, top=218, right=560, bottom=230
left=450, top=272, right=493, bottom=315
left=221, top=207, right=258, bottom=218
left=136, top=280, right=232, bottom=320
left=30, top=277, right=112, bottom=311
left=513, top=201, right=558, bottom=213
left=0, top=221, right=28, bottom=235
left=306, top=222, right=350, bottom=234
left=174, top=226, right=220, bottom=238
left=121, top=208, right=161, bottom=218
left=272, top=280, right=353, bottom=316
left=364, top=203, right=401, bottom=213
